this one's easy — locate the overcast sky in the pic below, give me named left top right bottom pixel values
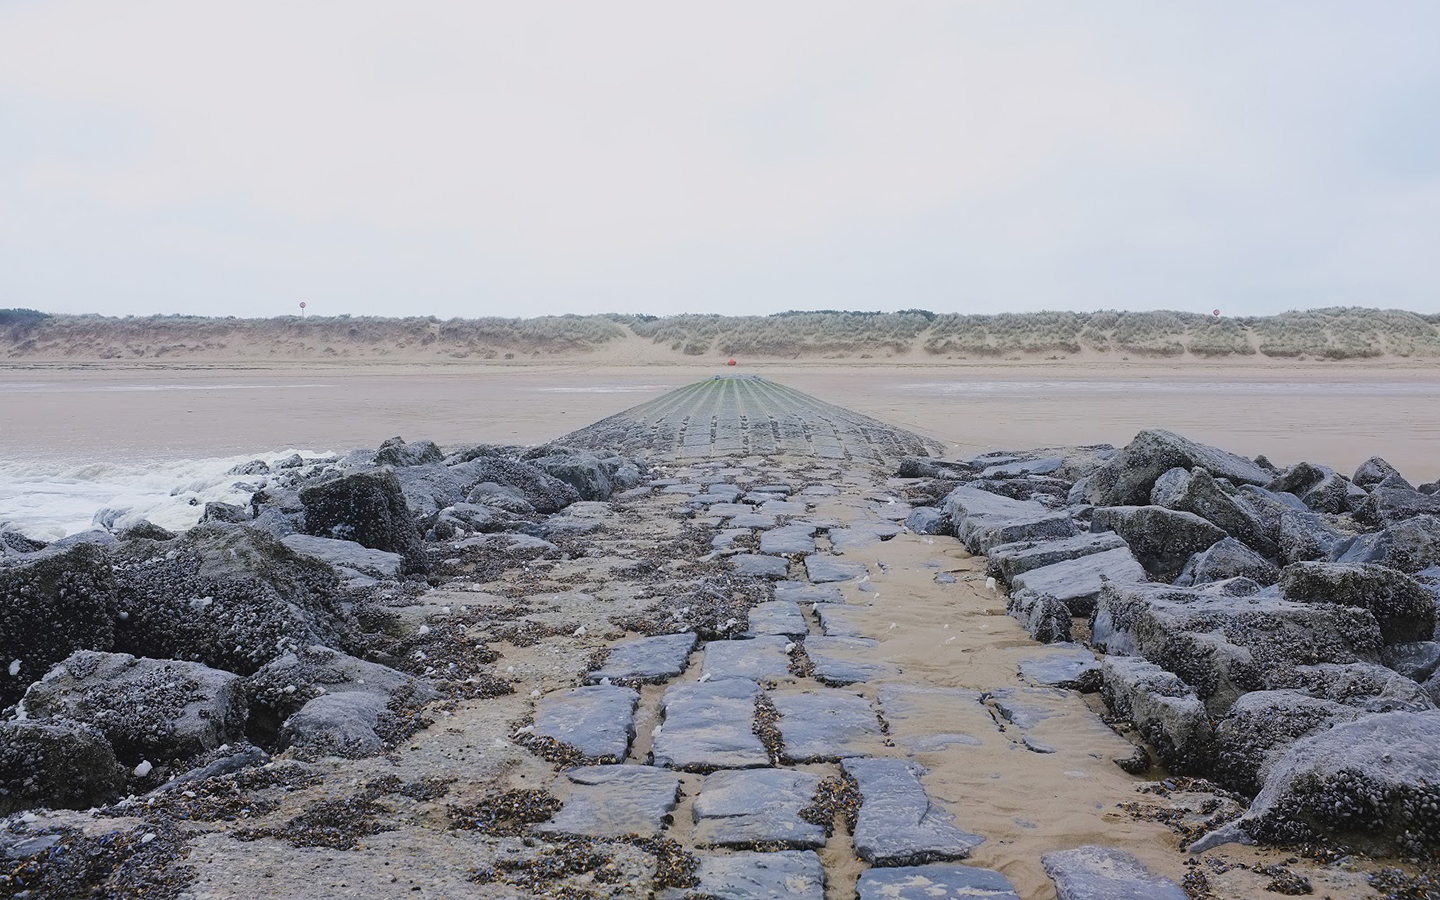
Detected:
left=2, top=2, right=1437, bottom=319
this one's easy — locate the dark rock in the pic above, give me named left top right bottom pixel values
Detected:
left=1041, top=845, right=1187, bottom=900
left=1175, top=537, right=1279, bottom=587
left=0, top=531, right=47, bottom=555
left=201, top=501, right=250, bottom=524
left=1269, top=662, right=1435, bottom=713
left=732, top=554, right=790, bottom=579
left=658, top=851, right=825, bottom=900
left=389, top=463, right=475, bottom=518
left=111, top=525, right=353, bottom=677
left=1090, top=506, right=1226, bottom=579
left=1331, top=514, right=1440, bottom=573
left=277, top=691, right=391, bottom=758
left=1212, top=689, right=1362, bottom=795
left=843, top=757, right=984, bottom=866
left=1151, top=467, right=1277, bottom=556
left=651, top=679, right=768, bottom=771
left=373, top=436, right=445, bottom=467
left=1238, top=710, right=1440, bottom=860
left=982, top=456, right=1063, bottom=477
left=857, top=865, right=1020, bottom=900
left=281, top=533, right=402, bottom=578
left=229, top=459, right=272, bottom=476
left=944, top=486, right=1077, bottom=555
left=802, top=555, right=869, bottom=584
left=1301, top=471, right=1366, bottom=515
left=1007, top=590, right=1072, bottom=643
left=905, top=507, right=949, bottom=535
left=0, top=544, right=116, bottom=709
left=20, top=650, right=246, bottom=765
left=986, top=532, right=1128, bottom=583
left=691, top=768, right=825, bottom=848
left=532, top=685, right=639, bottom=761
left=1268, top=461, right=1329, bottom=497
left=588, top=633, right=697, bottom=684
left=1383, top=641, right=1440, bottom=683
left=1091, top=581, right=1383, bottom=714
left=772, top=688, right=882, bottom=762
left=1008, top=547, right=1146, bottom=617
left=536, top=764, right=680, bottom=839
left=1018, top=645, right=1102, bottom=692
left=299, top=471, right=425, bottom=572
left=528, top=448, right=614, bottom=501
left=0, top=720, right=127, bottom=814
left=1084, top=429, right=1271, bottom=507
left=1279, top=561, right=1436, bottom=645
left=1354, top=481, right=1440, bottom=527
left=459, top=457, right=579, bottom=513
left=463, top=482, right=537, bottom=515
left=1422, top=481, right=1440, bottom=496
left=1279, top=506, right=1345, bottom=565
left=116, top=521, right=176, bottom=542
left=1354, top=456, right=1403, bottom=489
left=1100, top=655, right=1212, bottom=774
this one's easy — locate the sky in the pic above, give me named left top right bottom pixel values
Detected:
left=1, top=2, right=1438, bottom=320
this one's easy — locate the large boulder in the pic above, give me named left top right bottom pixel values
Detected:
left=943, top=486, right=1077, bottom=555
left=986, top=532, right=1128, bottom=583
left=373, top=436, right=444, bottom=467
left=1332, top=514, right=1440, bottom=573
left=1279, top=507, right=1346, bottom=565
left=1238, top=711, right=1440, bottom=860
left=389, top=463, right=474, bottom=519
left=0, top=544, right=116, bottom=708
left=0, top=720, right=127, bottom=814
left=1091, top=581, right=1383, bottom=714
left=1100, top=655, right=1212, bottom=774
left=1008, top=548, right=1146, bottom=617
left=461, top=458, right=579, bottom=513
left=280, top=533, right=403, bottom=579
left=528, top=448, right=614, bottom=501
left=1279, top=562, right=1436, bottom=645
left=110, top=525, right=353, bottom=676
left=1150, top=467, right=1277, bottom=556
left=1354, top=479, right=1440, bottom=527
left=1354, top=456, right=1404, bottom=490
left=20, top=650, right=247, bottom=765
left=1212, top=690, right=1362, bottom=796
left=1175, top=537, right=1279, bottom=587
left=1084, top=429, right=1270, bottom=507
left=1268, top=662, right=1435, bottom=713
left=299, top=471, right=425, bottom=572
left=1089, top=506, right=1226, bottom=579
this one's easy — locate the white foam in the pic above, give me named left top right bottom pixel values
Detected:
left=0, top=449, right=331, bottom=542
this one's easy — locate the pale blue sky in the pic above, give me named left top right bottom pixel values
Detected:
left=1, top=1, right=1437, bottom=318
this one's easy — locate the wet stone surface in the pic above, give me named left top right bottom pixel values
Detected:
left=657, top=849, right=827, bottom=900
left=857, top=864, right=1022, bottom=900
left=587, top=632, right=698, bottom=684
left=745, top=600, right=808, bottom=637
left=531, top=684, right=639, bottom=761
left=804, top=555, right=870, bottom=584
left=759, top=524, right=818, bottom=556
left=772, top=688, right=883, bottom=762
left=690, top=768, right=826, bottom=849
left=774, top=581, right=845, bottom=605
left=1041, top=845, right=1188, bottom=900
left=700, top=636, right=794, bottom=682
left=1018, top=645, right=1103, bottom=693
left=843, top=757, right=985, bottom=866
left=804, top=636, right=899, bottom=685
left=731, top=554, right=791, bottom=579
left=651, top=679, right=769, bottom=771
left=535, top=765, right=681, bottom=839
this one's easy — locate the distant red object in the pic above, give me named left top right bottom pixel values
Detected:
left=727, top=358, right=737, bottom=366
left=1212, top=309, right=1220, bottom=316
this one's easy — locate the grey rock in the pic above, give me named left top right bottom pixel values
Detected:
left=21, top=651, right=246, bottom=766
left=982, top=457, right=1064, bottom=478
left=386, top=463, right=474, bottom=518
left=1084, top=428, right=1270, bottom=507
left=701, top=636, right=793, bottom=682
left=278, top=691, right=391, bottom=758
left=728, top=513, right=778, bottom=529
left=1384, top=641, right=1440, bottom=683
left=1091, top=581, right=1382, bottom=714
left=986, top=532, right=1128, bottom=583
left=0, top=720, right=127, bottom=814
left=731, top=554, right=790, bottom=579
left=373, top=436, right=444, bottom=467
left=1090, top=506, right=1226, bottom=579
left=535, top=765, right=680, bottom=838
left=830, top=522, right=904, bottom=552
left=804, top=636, right=898, bottom=685
left=772, top=688, right=882, bottom=761
left=528, top=448, right=614, bottom=501
left=1279, top=506, right=1345, bottom=565
left=658, top=851, right=825, bottom=900
left=1356, top=481, right=1440, bottom=526
left=588, top=633, right=697, bottom=684
left=1238, top=711, right=1440, bottom=859
left=0, top=543, right=116, bottom=708
left=759, top=524, right=817, bottom=556
left=944, top=486, right=1077, bottom=555
left=429, top=502, right=527, bottom=539
left=746, top=601, right=807, bottom=638
left=1279, top=561, right=1436, bottom=645
left=651, top=679, right=768, bottom=771
left=533, top=685, right=639, bottom=761
left=877, top=685, right=993, bottom=753
left=1018, top=645, right=1102, bottom=692
left=281, top=533, right=403, bottom=578
left=843, top=757, right=984, bottom=866
left=1100, top=655, right=1212, bottom=774
left=905, top=507, right=950, bottom=535
left=459, top=457, right=579, bottom=513
left=1008, top=547, right=1146, bottom=617
left=760, top=499, right=809, bottom=516
left=201, top=501, right=250, bottom=524
left=1175, top=537, right=1279, bottom=587
left=802, top=555, right=869, bottom=584
left=815, top=605, right=865, bottom=638
left=1212, top=690, right=1362, bottom=795
left=1332, top=514, right=1440, bottom=573
left=711, top=528, right=750, bottom=550
left=1041, top=845, right=1187, bottom=900
left=229, top=458, right=272, bottom=476
left=299, top=471, right=425, bottom=572
left=857, top=865, right=1020, bottom=900
left=1301, top=471, right=1366, bottom=515
left=1269, top=662, right=1435, bottom=713
left=1354, top=456, right=1403, bottom=489
left=1007, top=589, right=1072, bottom=643
left=1150, top=467, right=1277, bottom=556
left=775, top=582, right=844, bottom=605
left=463, top=481, right=536, bottom=515
left=691, top=768, right=825, bottom=848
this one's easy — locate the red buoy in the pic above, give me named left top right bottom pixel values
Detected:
left=727, top=358, right=737, bottom=366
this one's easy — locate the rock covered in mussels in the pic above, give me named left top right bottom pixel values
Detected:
left=1089, top=506, right=1226, bottom=579
left=1083, top=428, right=1271, bottom=507
left=299, top=471, right=426, bottom=572
left=0, top=720, right=127, bottom=815
left=1279, top=561, right=1436, bottom=646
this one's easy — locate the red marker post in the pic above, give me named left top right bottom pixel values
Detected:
left=300, top=301, right=307, bottom=320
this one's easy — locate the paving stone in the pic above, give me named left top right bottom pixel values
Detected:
left=535, top=765, right=680, bottom=839
left=691, top=768, right=825, bottom=849
left=588, top=633, right=698, bottom=684
left=662, top=483, right=704, bottom=494
left=805, top=636, right=898, bottom=685
left=1018, top=644, right=1103, bottom=693
left=878, top=685, right=995, bottom=753
left=761, top=500, right=810, bottom=516
left=1008, top=547, right=1147, bottom=616
left=775, top=582, right=845, bottom=605
left=532, top=684, right=639, bottom=760
left=760, top=524, right=818, bottom=555
left=1041, top=846, right=1187, bottom=900
left=746, top=600, right=808, bottom=637
left=816, top=605, right=866, bottom=637
left=804, top=555, right=869, bottom=583
left=873, top=502, right=914, bottom=521
left=830, top=522, right=904, bottom=551
left=702, top=636, right=794, bottom=682
left=707, top=503, right=754, bottom=517
left=857, top=865, right=1021, bottom=900
left=652, top=679, right=768, bottom=770
left=658, top=850, right=825, bottom=900
left=987, top=532, right=1130, bottom=582
left=801, top=485, right=840, bottom=497
left=731, top=554, right=791, bottom=578
left=772, top=688, right=883, bottom=761
left=728, top=513, right=778, bottom=529
left=843, top=757, right=984, bottom=866
left=712, top=528, right=750, bottom=549
left=945, top=485, right=1079, bottom=555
